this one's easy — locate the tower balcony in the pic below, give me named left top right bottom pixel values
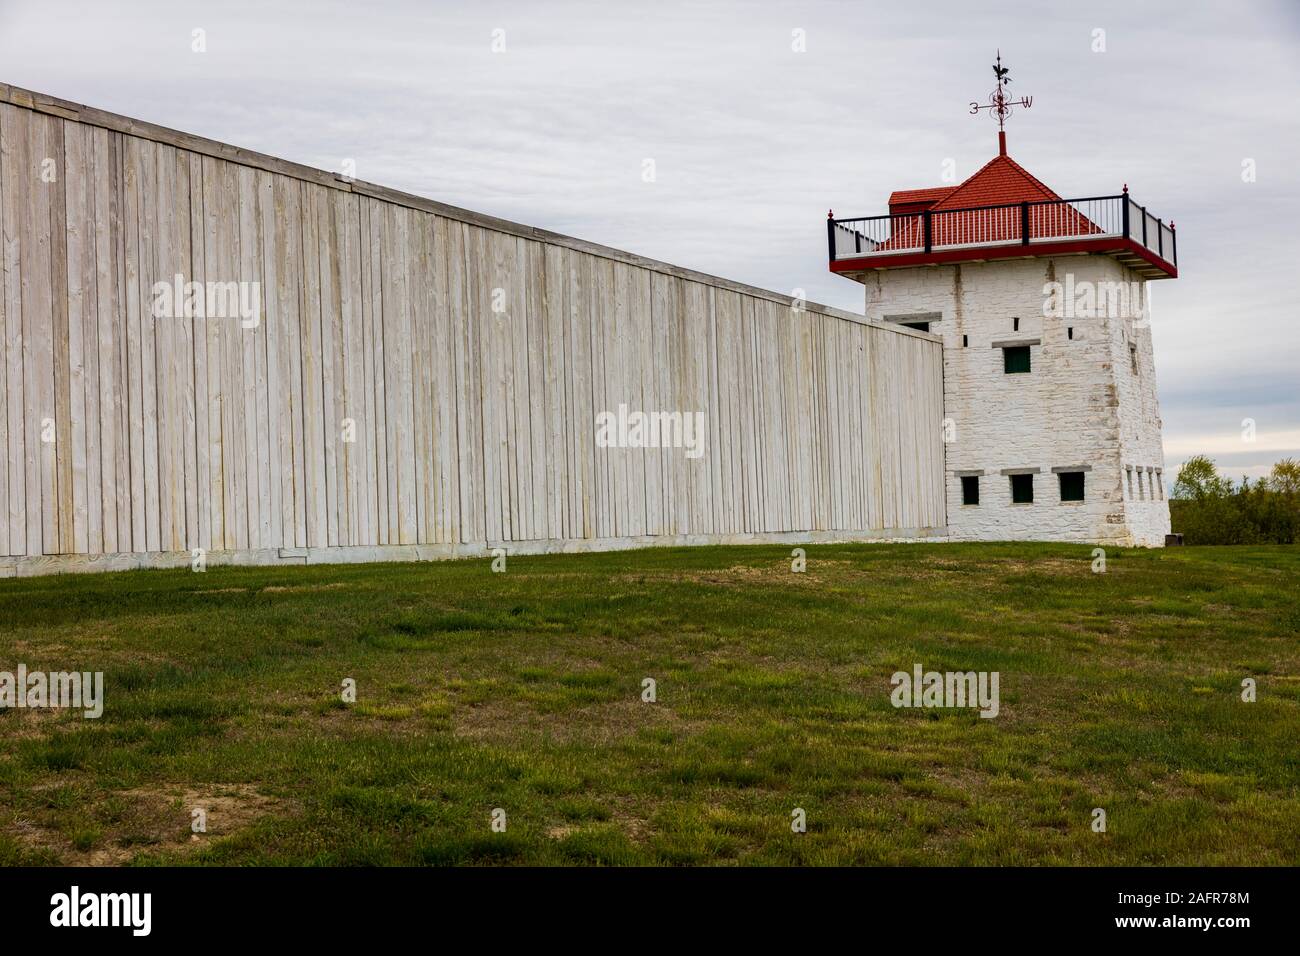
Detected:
left=828, top=193, right=1177, bottom=281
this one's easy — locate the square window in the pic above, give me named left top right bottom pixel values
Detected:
left=1003, top=346, right=1031, bottom=374
left=1058, top=471, right=1085, bottom=502
left=961, top=475, right=979, bottom=506
left=1010, top=473, right=1034, bottom=503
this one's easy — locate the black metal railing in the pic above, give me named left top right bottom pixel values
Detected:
left=828, top=194, right=1176, bottom=269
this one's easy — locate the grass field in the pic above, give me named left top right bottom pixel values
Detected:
left=1, top=542, right=1297, bottom=866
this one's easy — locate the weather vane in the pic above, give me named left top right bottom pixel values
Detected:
left=970, top=50, right=1032, bottom=150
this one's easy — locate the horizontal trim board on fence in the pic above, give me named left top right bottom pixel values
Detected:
left=0, top=528, right=952, bottom=577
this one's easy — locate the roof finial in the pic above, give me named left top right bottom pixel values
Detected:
left=970, top=50, right=1032, bottom=155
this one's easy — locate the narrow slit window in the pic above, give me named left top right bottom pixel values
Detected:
left=962, top=334, right=968, bottom=348
left=1012, top=317, right=1020, bottom=332
left=1067, top=326, right=1074, bottom=340
left=1058, top=471, right=1085, bottom=502
left=1130, top=343, right=1139, bottom=374
left=1010, top=473, right=1034, bottom=504
left=961, top=475, right=979, bottom=506
left=1003, top=346, right=1031, bottom=374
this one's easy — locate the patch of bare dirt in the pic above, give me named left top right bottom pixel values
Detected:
left=9, top=782, right=285, bottom=866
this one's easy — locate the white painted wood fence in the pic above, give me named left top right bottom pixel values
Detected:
left=0, top=84, right=945, bottom=575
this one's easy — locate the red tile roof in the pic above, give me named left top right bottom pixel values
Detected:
left=931, top=154, right=1061, bottom=210
left=888, top=186, right=956, bottom=207
left=873, top=151, right=1101, bottom=252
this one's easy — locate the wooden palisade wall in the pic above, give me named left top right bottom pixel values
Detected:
left=0, top=84, right=946, bottom=574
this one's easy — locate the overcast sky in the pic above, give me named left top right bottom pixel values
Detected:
left=2, top=0, right=1297, bottom=479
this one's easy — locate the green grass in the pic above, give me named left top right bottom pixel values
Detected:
left=0, top=542, right=1297, bottom=866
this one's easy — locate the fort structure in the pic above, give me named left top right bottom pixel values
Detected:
left=0, top=61, right=1174, bottom=577
left=828, top=56, right=1175, bottom=546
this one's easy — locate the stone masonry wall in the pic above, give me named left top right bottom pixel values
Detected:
left=859, top=254, right=1169, bottom=546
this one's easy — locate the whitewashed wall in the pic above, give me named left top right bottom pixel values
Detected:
left=0, top=86, right=946, bottom=575
left=861, top=255, right=1170, bottom=547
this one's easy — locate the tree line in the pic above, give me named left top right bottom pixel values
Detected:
left=1170, top=456, right=1300, bottom=545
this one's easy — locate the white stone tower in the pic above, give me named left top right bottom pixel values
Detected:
left=827, top=56, right=1176, bottom=546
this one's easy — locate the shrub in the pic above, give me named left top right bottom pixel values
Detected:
left=1170, top=456, right=1300, bottom=544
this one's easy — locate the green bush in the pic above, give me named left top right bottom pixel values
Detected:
left=1170, top=456, right=1300, bottom=545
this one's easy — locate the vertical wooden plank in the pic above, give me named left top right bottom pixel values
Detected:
left=341, top=193, right=365, bottom=547
left=280, top=177, right=307, bottom=548
left=63, top=120, right=91, bottom=553
left=474, top=225, right=502, bottom=542
left=21, top=111, right=56, bottom=554
left=448, top=219, right=477, bottom=544
left=384, top=204, right=416, bottom=544
left=524, top=240, right=549, bottom=540
left=172, top=150, right=197, bottom=551
left=134, top=137, right=161, bottom=551
left=542, top=243, right=567, bottom=541
left=216, top=158, right=243, bottom=548
left=185, top=151, right=207, bottom=551
left=244, top=166, right=271, bottom=550
left=110, top=132, right=132, bottom=550
left=201, top=155, right=229, bottom=550
left=0, top=107, right=9, bottom=554
left=315, top=186, right=340, bottom=548
left=358, top=196, right=377, bottom=545
left=587, top=255, right=609, bottom=538
left=151, top=142, right=179, bottom=552
left=0, top=104, right=26, bottom=556
left=47, top=116, right=73, bottom=554
left=408, top=208, right=432, bottom=544
left=257, top=170, right=282, bottom=548
left=298, top=182, right=326, bottom=547
left=369, top=197, right=391, bottom=545
left=431, top=214, right=457, bottom=544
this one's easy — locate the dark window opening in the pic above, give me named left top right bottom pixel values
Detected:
left=962, top=334, right=968, bottom=348
left=1067, top=326, right=1074, bottom=340
left=1010, top=473, right=1034, bottom=504
left=1129, top=343, right=1139, bottom=374
left=961, top=475, right=979, bottom=506
left=902, top=321, right=929, bottom=332
left=1003, top=346, right=1031, bottom=374
left=1058, top=471, right=1085, bottom=502
left=1012, top=317, right=1020, bottom=332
